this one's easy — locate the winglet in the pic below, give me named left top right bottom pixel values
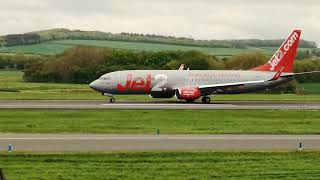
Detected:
left=179, top=64, right=185, bottom=70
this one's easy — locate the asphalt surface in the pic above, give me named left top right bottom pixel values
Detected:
left=0, top=134, right=318, bottom=152
left=0, top=100, right=320, bottom=109
left=0, top=101, right=318, bottom=152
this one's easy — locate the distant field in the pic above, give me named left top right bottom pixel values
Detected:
left=52, top=40, right=276, bottom=57
left=0, top=43, right=73, bottom=55
left=297, top=83, right=320, bottom=94
left=0, top=70, right=320, bottom=100
left=1, top=39, right=312, bottom=57
left=1, top=152, right=320, bottom=179
left=1, top=109, right=320, bottom=134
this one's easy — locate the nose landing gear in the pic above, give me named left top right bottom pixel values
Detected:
left=201, top=96, right=211, bottom=104
left=103, top=93, right=115, bottom=103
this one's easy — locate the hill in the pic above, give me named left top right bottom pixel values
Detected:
left=0, top=28, right=318, bottom=57
left=1, top=28, right=318, bottom=49
left=0, top=39, right=316, bottom=58
left=0, top=39, right=279, bottom=57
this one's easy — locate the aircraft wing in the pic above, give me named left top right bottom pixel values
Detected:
left=171, top=79, right=269, bottom=96
left=198, top=80, right=266, bottom=89
left=291, top=71, right=320, bottom=75
left=278, top=71, right=320, bottom=77
left=198, top=67, right=284, bottom=90
left=197, top=70, right=320, bottom=92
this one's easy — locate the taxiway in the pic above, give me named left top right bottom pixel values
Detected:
left=0, top=134, right=318, bottom=151
left=0, top=100, right=319, bottom=109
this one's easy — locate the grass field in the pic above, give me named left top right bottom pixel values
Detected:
left=0, top=109, right=319, bottom=134
left=0, top=70, right=102, bottom=100
left=297, top=83, right=320, bottom=94
left=52, top=40, right=277, bottom=57
left=0, top=43, right=74, bottom=55
left=1, top=152, right=319, bottom=179
left=1, top=70, right=320, bottom=101
left=0, top=71, right=86, bottom=91
left=0, top=39, right=313, bottom=57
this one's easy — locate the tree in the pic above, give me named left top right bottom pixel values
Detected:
left=225, top=52, right=267, bottom=70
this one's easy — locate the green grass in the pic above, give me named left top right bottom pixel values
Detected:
left=1, top=152, right=320, bottom=179
left=52, top=39, right=273, bottom=57
left=0, top=71, right=86, bottom=91
left=1, top=70, right=320, bottom=100
left=0, top=70, right=102, bottom=100
left=297, top=83, right=320, bottom=94
left=0, top=109, right=320, bottom=134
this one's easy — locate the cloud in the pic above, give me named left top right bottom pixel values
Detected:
left=0, top=0, right=319, bottom=45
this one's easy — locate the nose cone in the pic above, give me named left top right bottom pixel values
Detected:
left=90, top=80, right=103, bottom=92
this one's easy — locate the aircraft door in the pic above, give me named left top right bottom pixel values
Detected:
left=152, top=74, right=168, bottom=92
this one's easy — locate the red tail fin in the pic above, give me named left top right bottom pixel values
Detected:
left=251, top=30, right=301, bottom=73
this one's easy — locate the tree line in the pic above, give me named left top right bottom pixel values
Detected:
left=23, top=47, right=224, bottom=83
left=2, top=34, right=41, bottom=47
left=0, top=54, right=46, bottom=70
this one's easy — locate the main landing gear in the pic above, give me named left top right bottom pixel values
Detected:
left=109, top=97, right=116, bottom=103
left=201, top=96, right=211, bottom=104
left=185, top=96, right=211, bottom=104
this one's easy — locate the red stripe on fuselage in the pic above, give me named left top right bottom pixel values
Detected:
left=117, top=74, right=152, bottom=92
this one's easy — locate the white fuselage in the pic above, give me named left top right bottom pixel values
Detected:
left=89, top=70, right=292, bottom=96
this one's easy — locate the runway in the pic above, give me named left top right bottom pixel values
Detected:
left=0, top=134, right=318, bottom=151
left=0, top=100, right=320, bottom=109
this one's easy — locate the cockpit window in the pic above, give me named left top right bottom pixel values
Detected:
left=99, top=76, right=111, bottom=80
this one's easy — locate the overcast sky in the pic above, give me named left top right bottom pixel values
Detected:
left=1, top=0, right=320, bottom=45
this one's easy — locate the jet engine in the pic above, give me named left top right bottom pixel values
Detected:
left=175, top=87, right=201, bottom=101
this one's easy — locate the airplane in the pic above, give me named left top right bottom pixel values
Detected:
left=90, top=30, right=310, bottom=103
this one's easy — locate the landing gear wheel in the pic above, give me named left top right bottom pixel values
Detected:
left=202, top=96, right=211, bottom=104
left=109, top=97, right=116, bottom=103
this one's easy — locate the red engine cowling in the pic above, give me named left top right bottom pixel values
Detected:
left=176, top=87, right=201, bottom=100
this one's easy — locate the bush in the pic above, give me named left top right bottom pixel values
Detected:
left=294, top=59, right=320, bottom=83
left=23, top=46, right=227, bottom=83
left=0, top=54, right=46, bottom=70
left=225, top=52, right=267, bottom=70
